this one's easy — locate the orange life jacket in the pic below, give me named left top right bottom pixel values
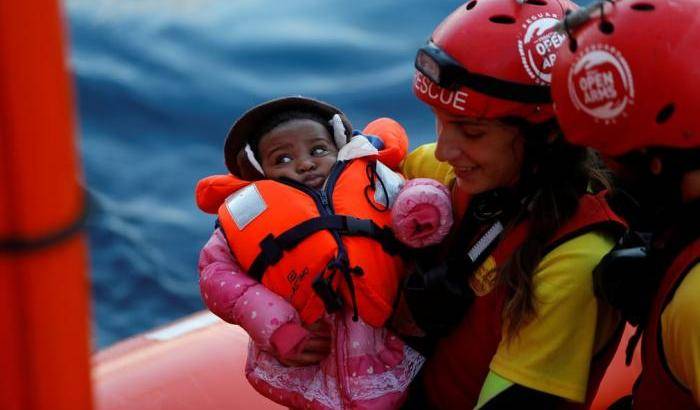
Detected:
left=198, top=157, right=405, bottom=328
left=423, top=192, right=627, bottom=409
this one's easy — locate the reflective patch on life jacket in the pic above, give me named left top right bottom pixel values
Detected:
left=374, top=161, right=404, bottom=208
left=225, top=184, right=267, bottom=230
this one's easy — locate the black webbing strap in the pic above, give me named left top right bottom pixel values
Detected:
left=248, top=215, right=401, bottom=281
left=0, top=196, right=89, bottom=254
left=458, top=70, right=552, bottom=104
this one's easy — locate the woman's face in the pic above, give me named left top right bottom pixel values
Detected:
left=433, top=109, right=525, bottom=194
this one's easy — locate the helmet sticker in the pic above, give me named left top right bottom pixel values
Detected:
left=568, top=44, right=635, bottom=123
left=414, top=71, right=469, bottom=112
left=518, top=13, right=566, bottom=85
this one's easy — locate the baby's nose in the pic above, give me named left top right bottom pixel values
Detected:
left=297, top=158, right=316, bottom=172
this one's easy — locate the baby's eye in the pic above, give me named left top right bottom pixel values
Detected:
left=311, top=146, right=329, bottom=156
left=275, top=154, right=292, bottom=165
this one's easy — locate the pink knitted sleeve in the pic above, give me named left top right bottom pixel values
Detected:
left=198, top=229, right=309, bottom=354
left=391, top=178, right=453, bottom=248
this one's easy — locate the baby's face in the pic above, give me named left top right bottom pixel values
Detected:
left=258, top=119, right=338, bottom=189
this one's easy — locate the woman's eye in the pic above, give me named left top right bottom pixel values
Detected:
left=312, top=146, right=329, bottom=156
left=460, top=127, right=485, bottom=139
left=275, top=155, right=292, bottom=164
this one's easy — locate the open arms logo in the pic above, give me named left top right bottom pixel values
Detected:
left=518, top=13, right=567, bottom=85
left=568, top=44, right=635, bottom=123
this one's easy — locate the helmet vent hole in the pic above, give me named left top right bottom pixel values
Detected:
left=466, top=1, right=477, bottom=10
left=525, top=0, right=548, bottom=5
left=631, top=3, right=655, bottom=11
left=489, top=15, right=516, bottom=24
left=599, top=20, right=615, bottom=34
left=656, top=103, right=675, bottom=124
left=569, top=38, right=578, bottom=52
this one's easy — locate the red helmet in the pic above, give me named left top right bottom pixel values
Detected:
left=413, top=0, right=578, bottom=123
left=552, top=0, right=700, bottom=156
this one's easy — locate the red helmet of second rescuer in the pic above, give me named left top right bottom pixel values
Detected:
left=551, top=0, right=700, bottom=156
left=414, top=0, right=578, bottom=123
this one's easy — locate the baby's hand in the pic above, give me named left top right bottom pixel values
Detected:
left=270, top=320, right=331, bottom=367
left=391, top=178, right=453, bottom=248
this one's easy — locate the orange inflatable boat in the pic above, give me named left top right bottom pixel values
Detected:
left=93, top=311, right=283, bottom=410
left=91, top=312, right=641, bottom=409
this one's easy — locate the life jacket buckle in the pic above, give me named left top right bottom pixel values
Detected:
left=344, top=217, right=376, bottom=236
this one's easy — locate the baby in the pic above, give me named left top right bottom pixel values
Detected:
left=196, top=96, right=452, bottom=409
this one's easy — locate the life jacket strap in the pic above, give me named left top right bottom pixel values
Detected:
left=248, top=215, right=402, bottom=281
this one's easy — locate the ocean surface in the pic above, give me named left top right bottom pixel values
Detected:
left=65, top=0, right=468, bottom=348
left=64, top=0, right=589, bottom=348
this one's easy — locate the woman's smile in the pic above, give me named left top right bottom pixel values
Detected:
left=453, top=164, right=480, bottom=179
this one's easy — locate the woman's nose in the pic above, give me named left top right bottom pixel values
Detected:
left=435, top=127, right=461, bottom=163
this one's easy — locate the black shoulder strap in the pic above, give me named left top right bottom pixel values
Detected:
left=248, top=215, right=401, bottom=281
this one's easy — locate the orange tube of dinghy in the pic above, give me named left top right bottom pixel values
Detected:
left=0, top=1, right=92, bottom=409
left=589, top=324, right=643, bottom=409
left=94, top=311, right=284, bottom=410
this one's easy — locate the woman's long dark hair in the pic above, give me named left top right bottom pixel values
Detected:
left=497, top=118, right=612, bottom=340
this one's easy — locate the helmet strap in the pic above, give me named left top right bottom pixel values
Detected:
left=244, top=144, right=265, bottom=176
left=329, top=114, right=347, bottom=148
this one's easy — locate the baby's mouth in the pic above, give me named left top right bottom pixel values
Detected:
left=303, top=174, right=325, bottom=189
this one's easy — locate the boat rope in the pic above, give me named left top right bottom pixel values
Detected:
left=0, top=193, right=89, bottom=254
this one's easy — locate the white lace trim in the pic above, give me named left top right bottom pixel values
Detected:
left=347, top=345, right=424, bottom=402
left=249, top=342, right=341, bottom=409
left=248, top=342, right=424, bottom=408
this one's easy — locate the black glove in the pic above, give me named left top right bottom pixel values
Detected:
left=403, top=257, right=475, bottom=337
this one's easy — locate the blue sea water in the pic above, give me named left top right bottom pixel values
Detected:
left=65, top=0, right=468, bottom=348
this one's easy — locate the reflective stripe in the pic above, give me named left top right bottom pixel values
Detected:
left=468, top=221, right=504, bottom=263
left=225, top=184, right=267, bottom=230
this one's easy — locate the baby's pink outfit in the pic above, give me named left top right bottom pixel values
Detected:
left=198, top=178, right=451, bottom=409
